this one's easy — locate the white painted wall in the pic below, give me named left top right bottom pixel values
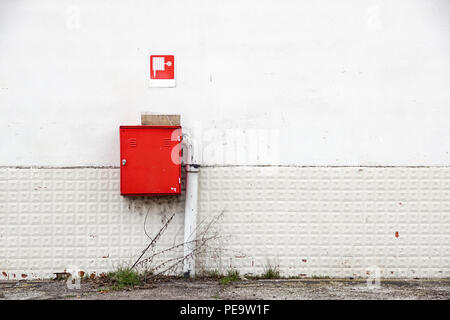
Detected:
left=1, top=0, right=449, bottom=167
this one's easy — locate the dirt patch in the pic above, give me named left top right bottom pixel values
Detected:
left=0, top=278, right=448, bottom=300
left=0, top=280, right=97, bottom=300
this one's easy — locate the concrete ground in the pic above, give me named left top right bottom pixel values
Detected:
left=0, top=278, right=449, bottom=300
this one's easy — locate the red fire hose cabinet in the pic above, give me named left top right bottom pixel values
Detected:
left=120, top=126, right=182, bottom=195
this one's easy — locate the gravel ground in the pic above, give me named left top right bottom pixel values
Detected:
left=0, top=278, right=449, bottom=300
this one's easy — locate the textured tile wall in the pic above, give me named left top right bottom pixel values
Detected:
left=0, top=166, right=449, bottom=279
left=196, top=167, right=450, bottom=278
left=0, top=168, right=186, bottom=279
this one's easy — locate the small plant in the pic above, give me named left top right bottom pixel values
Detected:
left=220, top=269, right=240, bottom=285
left=108, top=267, right=141, bottom=290
left=141, top=269, right=154, bottom=283
left=206, top=269, right=222, bottom=279
left=262, top=264, right=280, bottom=279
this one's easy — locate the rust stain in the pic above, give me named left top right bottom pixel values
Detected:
left=299, top=274, right=307, bottom=277
left=235, top=255, right=245, bottom=259
left=398, top=202, right=402, bottom=206
left=358, top=168, right=364, bottom=172
left=395, top=231, right=399, bottom=238
left=21, top=274, right=27, bottom=278
left=302, top=259, right=307, bottom=263
left=251, top=260, right=254, bottom=267
left=78, top=271, right=85, bottom=277
left=2, top=272, right=7, bottom=277
left=102, top=254, right=109, bottom=259
left=89, top=273, right=96, bottom=280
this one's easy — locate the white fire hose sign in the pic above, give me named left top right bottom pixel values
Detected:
left=149, top=55, right=175, bottom=87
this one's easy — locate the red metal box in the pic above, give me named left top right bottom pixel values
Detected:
left=120, top=126, right=182, bottom=195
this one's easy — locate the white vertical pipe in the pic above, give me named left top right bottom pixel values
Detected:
left=182, top=127, right=201, bottom=278
left=183, top=164, right=199, bottom=277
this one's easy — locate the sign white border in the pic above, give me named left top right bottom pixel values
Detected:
left=149, top=79, right=176, bottom=88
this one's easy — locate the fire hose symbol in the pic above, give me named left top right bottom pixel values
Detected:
left=152, top=57, right=172, bottom=78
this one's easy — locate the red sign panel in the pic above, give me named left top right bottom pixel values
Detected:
left=150, top=55, right=174, bottom=79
